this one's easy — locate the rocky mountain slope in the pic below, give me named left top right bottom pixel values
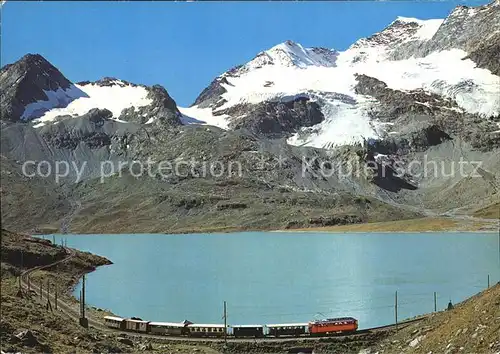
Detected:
left=0, top=0, right=499, bottom=233
left=0, top=229, right=121, bottom=354
left=362, top=283, right=500, bottom=354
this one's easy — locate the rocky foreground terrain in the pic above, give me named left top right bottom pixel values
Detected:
left=362, top=283, right=500, bottom=354
left=0, top=229, right=126, bottom=353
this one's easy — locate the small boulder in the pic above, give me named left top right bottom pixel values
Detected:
left=15, top=330, right=39, bottom=347
left=117, top=337, right=134, bottom=347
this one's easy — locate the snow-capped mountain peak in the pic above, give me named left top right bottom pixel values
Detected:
left=351, top=16, right=443, bottom=53
left=0, top=53, right=88, bottom=122
left=248, top=40, right=338, bottom=69
left=185, top=1, right=499, bottom=149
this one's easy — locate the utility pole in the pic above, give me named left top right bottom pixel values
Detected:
left=488, top=274, right=490, bottom=288
left=46, top=279, right=52, bottom=311
left=55, top=282, right=58, bottom=310
left=395, top=291, right=398, bottom=331
left=223, top=301, right=227, bottom=345
left=82, top=274, right=85, bottom=319
left=17, top=276, right=23, bottom=298
left=79, top=274, right=88, bottom=328
left=434, top=292, right=437, bottom=312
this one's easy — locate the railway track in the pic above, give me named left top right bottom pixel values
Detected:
left=19, top=246, right=427, bottom=343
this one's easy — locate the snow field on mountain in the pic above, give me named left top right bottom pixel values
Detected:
left=287, top=100, right=381, bottom=148
left=246, top=41, right=338, bottom=70
left=194, top=39, right=499, bottom=148
left=24, top=12, right=500, bottom=150
left=32, top=81, right=152, bottom=127
left=178, top=106, right=230, bottom=129
left=395, top=17, right=444, bottom=41
left=216, top=45, right=499, bottom=118
left=354, top=49, right=500, bottom=118
left=21, top=84, right=87, bottom=121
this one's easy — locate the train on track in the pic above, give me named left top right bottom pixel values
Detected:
left=103, top=316, right=358, bottom=338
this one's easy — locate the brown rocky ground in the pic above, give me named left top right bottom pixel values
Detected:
left=287, top=217, right=498, bottom=233
left=473, top=202, right=500, bottom=220
left=361, top=283, right=500, bottom=354
left=0, top=229, right=131, bottom=353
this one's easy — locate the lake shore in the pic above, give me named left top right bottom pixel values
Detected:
left=33, top=216, right=498, bottom=236
left=283, top=217, right=499, bottom=233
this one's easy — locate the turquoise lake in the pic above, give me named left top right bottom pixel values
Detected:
left=46, top=232, right=500, bottom=329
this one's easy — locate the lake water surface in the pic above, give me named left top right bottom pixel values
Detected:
left=47, top=232, right=499, bottom=329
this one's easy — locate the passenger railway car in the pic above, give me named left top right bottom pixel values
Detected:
left=149, top=322, right=188, bottom=336
left=125, top=318, right=150, bottom=333
left=187, top=324, right=226, bottom=337
left=308, top=317, right=358, bottom=335
left=232, top=325, right=264, bottom=338
left=103, top=316, right=126, bottom=330
left=102, top=314, right=359, bottom=339
left=266, top=323, right=308, bottom=337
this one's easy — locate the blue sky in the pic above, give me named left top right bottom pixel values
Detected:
left=1, top=0, right=491, bottom=106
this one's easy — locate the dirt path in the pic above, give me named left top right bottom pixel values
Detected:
left=60, top=199, right=82, bottom=234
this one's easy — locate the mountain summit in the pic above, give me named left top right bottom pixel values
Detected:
left=248, top=40, right=339, bottom=69
left=182, top=0, right=499, bottom=148
left=0, top=53, right=86, bottom=122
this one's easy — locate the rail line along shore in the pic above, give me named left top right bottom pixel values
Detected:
left=2, top=229, right=499, bottom=353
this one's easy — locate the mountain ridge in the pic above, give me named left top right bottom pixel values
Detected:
left=0, top=0, right=499, bottom=234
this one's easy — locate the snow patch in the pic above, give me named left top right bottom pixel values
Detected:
left=21, top=85, right=87, bottom=120
left=393, top=16, right=444, bottom=40
left=32, top=81, right=152, bottom=127
left=246, top=40, right=338, bottom=70
left=395, top=16, right=427, bottom=24
left=411, top=19, right=443, bottom=41
left=178, top=106, right=230, bottom=129
left=287, top=101, right=380, bottom=148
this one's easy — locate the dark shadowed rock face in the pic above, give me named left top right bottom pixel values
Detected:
left=40, top=109, right=116, bottom=150
left=222, top=97, right=325, bottom=137
left=464, top=33, right=500, bottom=76
left=354, top=73, right=500, bottom=151
left=0, top=54, right=80, bottom=122
left=352, top=19, right=421, bottom=49
left=192, top=77, right=229, bottom=109
left=76, top=77, right=139, bottom=87
left=355, top=74, right=457, bottom=119
left=192, top=65, right=243, bottom=109
left=119, top=84, right=182, bottom=126
left=407, top=125, right=452, bottom=151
